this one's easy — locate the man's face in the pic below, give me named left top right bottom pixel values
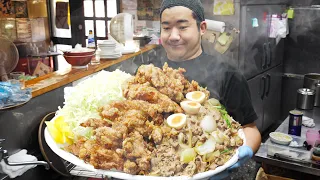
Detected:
left=161, top=6, right=205, bottom=61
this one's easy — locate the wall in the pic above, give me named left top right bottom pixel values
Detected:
left=281, top=0, right=320, bottom=119
left=202, top=0, right=241, bottom=68
left=0, top=0, right=50, bottom=44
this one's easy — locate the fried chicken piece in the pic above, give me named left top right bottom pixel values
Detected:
left=99, top=105, right=122, bottom=121
left=134, top=64, right=167, bottom=87
left=132, top=63, right=210, bottom=103
left=95, top=126, right=125, bottom=149
left=100, top=100, right=164, bottom=125
left=123, top=131, right=151, bottom=172
left=75, top=131, right=125, bottom=171
left=124, top=160, right=139, bottom=174
left=123, top=131, right=151, bottom=159
left=162, top=63, right=210, bottom=98
left=123, top=83, right=183, bottom=113
left=80, top=118, right=111, bottom=129
left=136, top=156, right=150, bottom=173
left=112, top=121, right=129, bottom=139
left=121, top=109, right=152, bottom=136
left=133, top=64, right=185, bottom=102
left=90, top=148, right=124, bottom=171
left=78, top=139, right=97, bottom=163
left=64, top=137, right=87, bottom=156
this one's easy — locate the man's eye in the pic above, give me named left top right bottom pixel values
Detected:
left=163, top=27, right=170, bottom=30
left=179, top=26, right=187, bottom=30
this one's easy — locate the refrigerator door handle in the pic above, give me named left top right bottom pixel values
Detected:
left=265, top=74, right=271, bottom=97
left=267, top=42, right=272, bottom=67
left=262, top=43, right=267, bottom=69
left=260, top=76, right=266, bottom=100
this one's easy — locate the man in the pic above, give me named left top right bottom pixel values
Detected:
left=155, top=0, right=261, bottom=179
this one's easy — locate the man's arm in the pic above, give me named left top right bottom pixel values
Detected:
left=243, top=122, right=261, bottom=153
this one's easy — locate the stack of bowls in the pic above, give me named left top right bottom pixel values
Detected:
left=98, top=40, right=122, bottom=59
left=63, top=48, right=95, bottom=68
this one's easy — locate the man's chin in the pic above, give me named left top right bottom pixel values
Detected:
left=167, top=54, right=186, bottom=61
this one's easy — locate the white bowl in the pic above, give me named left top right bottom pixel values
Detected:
left=269, top=132, right=293, bottom=145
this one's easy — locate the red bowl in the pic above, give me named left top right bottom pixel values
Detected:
left=63, top=49, right=95, bottom=56
left=64, top=54, right=94, bottom=67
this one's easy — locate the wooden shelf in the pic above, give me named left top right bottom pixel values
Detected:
left=25, top=44, right=158, bottom=98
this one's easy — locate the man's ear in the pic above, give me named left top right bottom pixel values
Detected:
left=200, top=21, right=207, bottom=35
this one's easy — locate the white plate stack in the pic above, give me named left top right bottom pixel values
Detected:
left=98, top=40, right=122, bottom=59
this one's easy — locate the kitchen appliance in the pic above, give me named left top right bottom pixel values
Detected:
left=239, top=0, right=288, bottom=132
left=232, top=1, right=291, bottom=131
left=0, top=36, right=19, bottom=81
left=109, top=13, right=134, bottom=45
left=296, top=88, right=315, bottom=110
left=304, top=73, right=320, bottom=107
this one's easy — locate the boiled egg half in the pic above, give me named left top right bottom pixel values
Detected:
left=180, top=101, right=201, bottom=115
left=186, top=91, right=206, bottom=104
left=167, top=113, right=187, bottom=129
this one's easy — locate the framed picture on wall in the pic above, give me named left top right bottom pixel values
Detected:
left=0, top=0, right=15, bottom=18
left=14, top=0, right=28, bottom=18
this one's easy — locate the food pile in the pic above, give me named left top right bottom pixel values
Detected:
left=46, top=63, right=243, bottom=177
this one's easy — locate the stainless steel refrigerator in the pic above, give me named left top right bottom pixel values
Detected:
left=239, top=0, right=288, bottom=132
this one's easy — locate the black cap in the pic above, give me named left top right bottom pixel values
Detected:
left=160, top=0, right=205, bottom=22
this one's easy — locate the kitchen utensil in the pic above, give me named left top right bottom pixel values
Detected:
left=304, top=73, right=320, bottom=106
left=62, top=48, right=95, bottom=56
left=266, top=139, right=312, bottom=163
left=0, top=36, right=19, bottom=81
left=296, top=88, right=315, bottom=110
left=306, top=130, right=320, bottom=147
left=38, top=112, right=72, bottom=177
left=63, top=54, right=94, bottom=68
left=269, top=132, right=293, bottom=145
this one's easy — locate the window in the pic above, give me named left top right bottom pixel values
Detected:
left=83, top=0, right=120, bottom=46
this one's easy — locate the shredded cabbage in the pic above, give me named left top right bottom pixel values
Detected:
left=56, top=69, right=132, bottom=139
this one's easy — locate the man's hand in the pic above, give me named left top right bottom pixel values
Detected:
left=229, top=145, right=253, bottom=170
left=210, top=145, right=253, bottom=180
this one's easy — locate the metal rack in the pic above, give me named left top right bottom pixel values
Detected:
left=69, top=166, right=105, bottom=179
left=0, top=139, right=50, bottom=170
left=65, top=161, right=119, bottom=179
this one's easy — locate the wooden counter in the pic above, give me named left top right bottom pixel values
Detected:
left=25, top=45, right=158, bottom=98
